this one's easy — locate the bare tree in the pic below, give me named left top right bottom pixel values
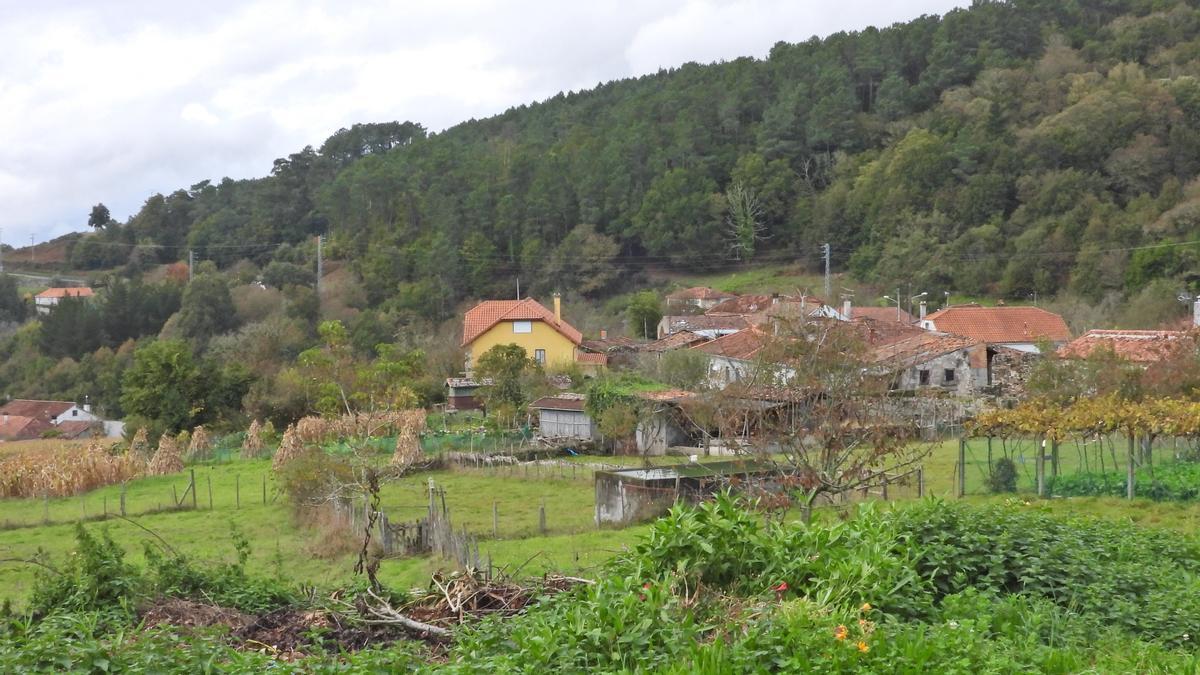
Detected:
left=703, top=317, right=931, bottom=521
left=724, top=181, right=767, bottom=260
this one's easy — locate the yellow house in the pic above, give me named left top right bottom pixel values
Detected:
left=461, top=295, right=591, bottom=372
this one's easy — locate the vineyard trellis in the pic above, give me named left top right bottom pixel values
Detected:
left=960, top=396, right=1200, bottom=500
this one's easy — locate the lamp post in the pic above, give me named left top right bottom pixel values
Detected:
left=882, top=293, right=901, bottom=322
left=909, top=292, right=927, bottom=320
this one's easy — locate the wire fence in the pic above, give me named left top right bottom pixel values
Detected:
left=957, top=435, right=1200, bottom=501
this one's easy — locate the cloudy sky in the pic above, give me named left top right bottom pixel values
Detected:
left=0, top=0, right=965, bottom=245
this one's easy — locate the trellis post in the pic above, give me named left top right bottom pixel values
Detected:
left=1035, top=436, right=1046, bottom=498
left=956, top=437, right=966, bottom=498
left=1127, top=434, right=1136, bottom=501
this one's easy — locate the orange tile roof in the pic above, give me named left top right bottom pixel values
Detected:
left=706, top=294, right=787, bottom=315
left=1058, top=330, right=1189, bottom=363
left=0, top=399, right=76, bottom=420
left=461, top=298, right=583, bottom=347
left=922, top=304, right=1070, bottom=344
left=690, top=329, right=769, bottom=361
left=0, top=415, right=50, bottom=440
left=850, top=306, right=915, bottom=324
left=869, top=332, right=981, bottom=368
left=35, top=287, right=94, bottom=299
left=666, top=286, right=736, bottom=301
left=642, top=330, right=710, bottom=353
left=661, top=315, right=750, bottom=333
left=575, top=352, right=608, bottom=365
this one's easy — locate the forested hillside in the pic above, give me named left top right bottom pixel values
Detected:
left=72, top=0, right=1200, bottom=320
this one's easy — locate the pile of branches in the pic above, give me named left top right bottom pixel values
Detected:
left=354, top=569, right=590, bottom=639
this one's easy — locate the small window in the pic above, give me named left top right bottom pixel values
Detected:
left=72, top=410, right=78, bottom=417
left=918, top=369, right=930, bottom=386
left=944, top=368, right=956, bottom=384
left=534, top=349, right=546, bottom=364
left=513, top=321, right=532, bottom=334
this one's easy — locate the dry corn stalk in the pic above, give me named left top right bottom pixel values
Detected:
left=391, top=409, right=428, bottom=469
left=0, top=442, right=144, bottom=498
left=187, top=425, right=212, bottom=460
left=272, top=424, right=305, bottom=471
left=148, top=434, right=184, bottom=475
left=244, top=419, right=264, bottom=458
left=129, top=427, right=151, bottom=460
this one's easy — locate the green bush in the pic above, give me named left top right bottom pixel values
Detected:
left=987, top=457, right=1019, bottom=493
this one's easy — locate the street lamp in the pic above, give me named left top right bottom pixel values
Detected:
left=882, top=293, right=901, bottom=323
left=909, top=292, right=927, bottom=320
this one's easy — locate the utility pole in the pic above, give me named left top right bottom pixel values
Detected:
left=188, top=250, right=194, bottom=282
left=315, top=234, right=324, bottom=294
left=30, top=235, right=34, bottom=266
left=0, top=228, right=5, bottom=273
left=820, top=240, right=830, bottom=295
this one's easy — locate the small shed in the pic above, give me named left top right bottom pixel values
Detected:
left=445, top=377, right=490, bottom=411
left=529, top=393, right=596, bottom=441
left=594, top=459, right=777, bottom=525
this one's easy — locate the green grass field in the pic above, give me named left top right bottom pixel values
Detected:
left=7, top=440, right=1200, bottom=610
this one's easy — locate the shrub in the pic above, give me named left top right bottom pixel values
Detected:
left=987, top=457, right=1019, bottom=493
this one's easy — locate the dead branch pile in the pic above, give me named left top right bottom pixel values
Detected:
left=272, top=424, right=305, bottom=471
left=356, top=569, right=590, bottom=638
left=129, top=427, right=151, bottom=460
left=243, top=419, right=264, bottom=458
left=148, top=434, right=185, bottom=475
left=0, top=442, right=144, bottom=498
left=186, top=425, right=212, bottom=461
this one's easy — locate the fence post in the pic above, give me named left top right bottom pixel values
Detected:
left=103, top=496, right=107, bottom=518
left=43, top=494, right=49, bottom=524
left=1051, top=439, right=1060, bottom=479
left=956, top=437, right=966, bottom=498
left=917, top=467, right=925, bottom=498
left=492, top=501, right=498, bottom=539
left=235, top=474, right=240, bottom=509
left=1036, top=436, right=1045, bottom=498
left=207, top=475, right=213, bottom=509
left=539, top=498, right=547, bottom=535
left=881, top=475, right=889, bottom=501
left=190, top=469, right=198, bottom=510
left=1127, top=434, right=1136, bottom=501
left=172, top=484, right=178, bottom=507
left=262, top=474, right=267, bottom=505
left=120, top=482, right=127, bottom=516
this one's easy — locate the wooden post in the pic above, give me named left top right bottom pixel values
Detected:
left=235, top=474, right=240, bottom=509
left=190, top=469, right=198, bottom=510
left=1051, top=439, right=1060, bottom=479
left=956, top=437, right=966, bottom=498
left=262, top=474, right=267, bottom=505
left=1036, top=437, right=1045, bottom=498
left=492, top=501, right=498, bottom=538
left=172, top=484, right=178, bottom=506
left=917, top=467, right=925, bottom=498
left=43, top=494, right=49, bottom=524
left=881, top=475, right=889, bottom=500
left=103, top=496, right=107, bottom=518
left=207, top=475, right=213, bottom=509
left=120, top=482, right=127, bottom=516
left=539, top=498, right=546, bottom=535
left=1127, top=434, right=1136, bottom=501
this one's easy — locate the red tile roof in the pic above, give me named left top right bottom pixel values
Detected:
left=35, top=287, right=94, bottom=299
left=706, top=294, right=785, bottom=315
left=575, top=352, right=608, bottom=366
left=55, top=420, right=100, bottom=439
left=869, top=332, right=981, bottom=369
left=0, top=399, right=76, bottom=420
left=922, top=304, right=1070, bottom=344
left=0, top=415, right=50, bottom=440
left=461, top=298, right=583, bottom=347
left=666, top=286, right=736, bottom=301
left=691, top=329, right=769, bottom=361
left=1058, top=330, right=1189, bottom=363
left=660, top=315, right=750, bottom=334
left=850, top=306, right=915, bottom=324
left=848, top=317, right=928, bottom=347
left=642, top=330, right=711, bottom=353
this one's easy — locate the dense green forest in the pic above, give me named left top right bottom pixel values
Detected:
left=9, top=0, right=1200, bottom=430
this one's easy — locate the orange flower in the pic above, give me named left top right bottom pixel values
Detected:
left=857, top=641, right=870, bottom=653
left=860, top=603, right=872, bottom=612
left=834, top=625, right=849, bottom=641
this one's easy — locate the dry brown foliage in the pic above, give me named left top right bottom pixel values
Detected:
left=391, top=409, right=427, bottom=469
left=0, top=442, right=144, bottom=498
left=187, top=425, right=212, bottom=460
left=129, top=427, right=151, bottom=460
left=148, top=434, right=185, bottom=476
left=243, top=419, right=264, bottom=458
left=272, top=424, right=306, bottom=472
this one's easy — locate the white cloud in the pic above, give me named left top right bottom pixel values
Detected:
left=0, top=0, right=966, bottom=245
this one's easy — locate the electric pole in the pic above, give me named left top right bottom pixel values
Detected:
left=315, top=234, right=324, bottom=294
left=188, top=250, right=194, bottom=282
left=821, top=242, right=831, bottom=300
left=30, top=235, right=34, bottom=266
left=0, top=228, right=5, bottom=274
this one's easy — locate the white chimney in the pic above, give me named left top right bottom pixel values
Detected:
left=1194, top=298, right=1200, bottom=327
left=842, top=299, right=852, bottom=320
left=919, top=301, right=928, bottom=321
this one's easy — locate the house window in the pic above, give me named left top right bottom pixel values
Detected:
left=513, top=321, right=532, bottom=334
left=918, top=369, right=930, bottom=386
left=72, top=410, right=78, bottom=417
left=944, top=368, right=956, bottom=384
left=534, top=349, right=546, bottom=364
